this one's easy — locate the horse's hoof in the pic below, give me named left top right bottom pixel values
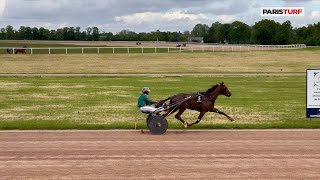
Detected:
left=184, top=122, right=188, bottom=128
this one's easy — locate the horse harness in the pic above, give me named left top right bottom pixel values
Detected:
left=196, top=92, right=203, bottom=111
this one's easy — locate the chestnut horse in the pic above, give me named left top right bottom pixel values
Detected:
left=156, top=82, right=235, bottom=128
left=15, top=48, right=27, bottom=54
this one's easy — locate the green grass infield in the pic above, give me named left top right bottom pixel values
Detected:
left=0, top=75, right=318, bottom=130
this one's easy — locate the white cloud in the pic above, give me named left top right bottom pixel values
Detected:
left=215, top=15, right=236, bottom=23
left=0, top=0, right=6, bottom=17
left=312, top=0, right=320, bottom=5
left=115, top=11, right=208, bottom=25
left=0, top=0, right=318, bottom=33
left=311, top=11, right=320, bottom=19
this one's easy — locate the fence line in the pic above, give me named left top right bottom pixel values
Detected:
left=0, top=44, right=307, bottom=55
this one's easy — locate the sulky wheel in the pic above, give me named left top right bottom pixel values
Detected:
left=147, top=115, right=168, bottom=135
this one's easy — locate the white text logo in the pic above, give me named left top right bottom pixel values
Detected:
left=261, top=7, right=304, bottom=16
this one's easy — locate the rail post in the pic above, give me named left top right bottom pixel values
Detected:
left=31, top=48, right=33, bottom=55
left=82, top=48, right=84, bottom=54
left=98, top=48, right=100, bottom=54
left=66, top=48, right=67, bottom=54
left=142, top=47, right=144, bottom=54
left=49, top=48, right=51, bottom=54
left=113, top=47, right=115, bottom=54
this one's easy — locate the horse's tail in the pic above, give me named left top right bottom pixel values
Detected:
left=155, top=96, right=172, bottom=108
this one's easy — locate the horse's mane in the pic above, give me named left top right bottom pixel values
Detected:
left=205, top=84, right=219, bottom=93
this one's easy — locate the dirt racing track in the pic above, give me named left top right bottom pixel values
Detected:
left=1, top=130, right=320, bottom=179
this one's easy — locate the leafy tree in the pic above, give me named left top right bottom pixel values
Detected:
left=191, top=24, right=209, bottom=38
left=205, top=24, right=215, bottom=43
left=206, top=22, right=222, bottom=43
left=25, top=27, right=33, bottom=40
left=313, top=22, right=320, bottom=46
left=92, top=27, right=100, bottom=41
left=169, top=32, right=180, bottom=42
left=274, top=20, right=292, bottom=45
left=49, top=30, right=57, bottom=40
left=75, top=27, right=81, bottom=40
left=18, top=26, right=26, bottom=39
left=5, top=25, right=15, bottom=39
left=55, top=28, right=64, bottom=40
left=100, top=32, right=113, bottom=41
left=68, top=27, right=75, bottom=40
left=81, top=31, right=87, bottom=41
left=86, top=27, right=93, bottom=41
left=32, top=27, right=39, bottom=40
left=18, top=26, right=33, bottom=40
left=252, top=19, right=279, bottom=45
left=0, top=28, right=5, bottom=39
left=218, top=24, right=231, bottom=44
left=0, top=19, right=318, bottom=45
left=178, top=34, right=187, bottom=42
left=229, top=21, right=251, bottom=44
left=39, top=27, right=50, bottom=40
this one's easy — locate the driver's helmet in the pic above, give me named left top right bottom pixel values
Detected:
left=142, top=87, right=151, bottom=93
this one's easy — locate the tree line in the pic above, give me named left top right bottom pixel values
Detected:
left=193, top=20, right=320, bottom=45
left=0, top=19, right=319, bottom=45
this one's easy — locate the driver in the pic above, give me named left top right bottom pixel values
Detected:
left=137, top=87, right=158, bottom=113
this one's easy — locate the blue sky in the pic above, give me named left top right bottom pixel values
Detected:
left=0, top=0, right=319, bottom=33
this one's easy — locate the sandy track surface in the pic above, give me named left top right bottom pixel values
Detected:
left=1, top=130, right=320, bottom=179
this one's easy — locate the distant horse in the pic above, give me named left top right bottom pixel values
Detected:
left=14, top=46, right=27, bottom=54
left=156, top=82, right=235, bottom=127
left=176, top=44, right=181, bottom=47
left=136, top=42, right=142, bottom=45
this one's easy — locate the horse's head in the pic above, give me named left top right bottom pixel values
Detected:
left=219, top=82, right=232, bottom=97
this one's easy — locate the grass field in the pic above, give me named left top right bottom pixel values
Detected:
left=0, top=40, right=182, bottom=55
left=1, top=40, right=318, bottom=55
left=0, top=76, right=319, bottom=130
left=0, top=51, right=319, bottom=74
left=0, top=42, right=319, bottom=129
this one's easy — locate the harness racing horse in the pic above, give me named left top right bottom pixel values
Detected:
left=156, top=82, right=235, bottom=128
left=14, top=48, right=27, bottom=54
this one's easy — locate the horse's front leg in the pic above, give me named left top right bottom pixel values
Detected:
left=210, top=108, right=235, bottom=122
left=187, top=111, right=206, bottom=127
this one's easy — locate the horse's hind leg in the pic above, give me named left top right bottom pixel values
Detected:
left=188, top=111, right=206, bottom=127
left=211, top=108, right=235, bottom=122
